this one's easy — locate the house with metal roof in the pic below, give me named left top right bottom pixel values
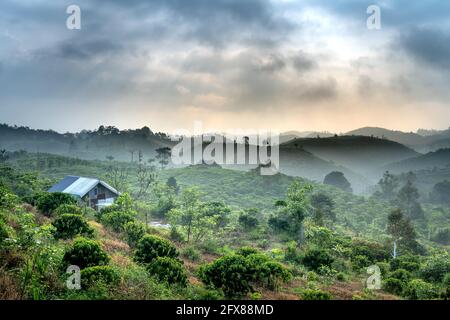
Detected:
left=48, top=176, right=119, bottom=210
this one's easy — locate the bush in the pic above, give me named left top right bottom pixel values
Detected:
left=421, top=253, right=450, bottom=283
left=52, top=214, right=94, bottom=240
left=0, top=186, right=20, bottom=209
left=236, top=246, right=260, bottom=257
left=300, top=289, right=332, bottom=300
left=403, top=279, right=439, bottom=300
left=199, top=252, right=291, bottom=297
left=443, top=273, right=450, bottom=299
left=63, top=237, right=110, bottom=269
left=54, top=204, right=83, bottom=216
left=383, top=278, right=405, bottom=296
left=238, top=213, right=259, bottom=230
left=123, top=221, right=146, bottom=247
left=81, top=266, right=120, bottom=289
left=389, top=269, right=412, bottom=283
left=101, top=209, right=136, bottom=233
left=199, top=254, right=251, bottom=297
left=147, top=257, right=187, bottom=286
left=134, top=235, right=178, bottom=264
left=181, top=246, right=201, bottom=262
left=36, top=192, right=76, bottom=216
left=390, top=254, right=420, bottom=273
left=302, top=248, right=334, bottom=271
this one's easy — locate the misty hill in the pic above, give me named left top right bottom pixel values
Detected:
left=346, top=126, right=450, bottom=152
left=281, top=135, right=419, bottom=178
left=280, top=131, right=335, bottom=143
left=345, top=127, right=427, bottom=147
left=385, top=148, right=450, bottom=173
left=0, top=124, right=175, bottom=162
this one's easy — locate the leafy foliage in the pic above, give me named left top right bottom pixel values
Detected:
left=134, top=235, right=178, bottom=264
left=36, top=192, right=76, bottom=216
left=63, top=237, right=110, bottom=269
left=52, top=214, right=94, bottom=240
left=147, top=257, right=187, bottom=286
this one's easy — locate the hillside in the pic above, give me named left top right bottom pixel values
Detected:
left=281, top=136, right=419, bottom=179
left=385, top=149, right=450, bottom=174
left=0, top=124, right=174, bottom=162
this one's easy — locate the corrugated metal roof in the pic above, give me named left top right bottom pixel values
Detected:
left=48, top=176, right=119, bottom=198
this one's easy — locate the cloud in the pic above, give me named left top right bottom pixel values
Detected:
left=397, top=28, right=450, bottom=70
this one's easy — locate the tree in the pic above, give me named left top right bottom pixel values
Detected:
left=168, top=188, right=217, bottom=243
left=323, top=172, right=352, bottom=192
left=310, top=193, right=336, bottom=225
left=155, top=147, right=171, bottom=169
left=0, top=149, right=8, bottom=163
left=36, top=192, right=76, bottom=216
left=106, top=164, right=129, bottom=192
left=377, top=171, right=399, bottom=200
left=430, top=180, right=450, bottom=205
left=387, top=209, right=420, bottom=258
left=396, top=175, right=424, bottom=220
left=166, top=177, right=180, bottom=194
left=268, top=182, right=312, bottom=244
left=135, top=161, right=157, bottom=199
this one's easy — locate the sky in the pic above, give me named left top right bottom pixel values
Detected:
left=1, top=0, right=450, bottom=134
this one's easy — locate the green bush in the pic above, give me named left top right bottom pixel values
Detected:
left=0, top=186, right=20, bottom=209
left=181, top=246, right=201, bottom=262
left=238, top=213, right=259, bottom=230
left=383, top=278, right=405, bottom=296
left=421, top=253, right=450, bottom=283
left=0, top=220, right=9, bottom=243
left=54, top=204, right=83, bottom=216
left=300, top=289, right=332, bottom=300
left=390, top=254, right=420, bottom=273
left=123, top=221, right=146, bottom=247
left=302, top=248, right=334, bottom=271
left=147, top=257, right=187, bottom=286
left=199, top=254, right=251, bottom=297
left=36, top=192, right=76, bottom=216
left=199, top=252, right=291, bottom=297
left=442, top=273, right=450, bottom=299
left=63, top=237, right=110, bottom=269
left=101, top=209, right=136, bottom=233
left=389, top=269, right=412, bottom=283
left=81, top=266, right=120, bottom=289
left=403, top=279, right=439, bottom=300
left=52, top=214, right=94, bottom=240
left=134, top=235, right=178, bottom=264
left=236, top=246, right=260, bottom=257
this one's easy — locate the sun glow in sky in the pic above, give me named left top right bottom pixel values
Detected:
left=1, top=0, right=450, bottom=133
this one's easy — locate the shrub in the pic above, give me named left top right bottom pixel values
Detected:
left=123, top=221, right=146, bottom=247
left=403, top=279, right=439, bottom=300
left=442, top=273, right=450, bottom=299
left=383, top=278, right=405, bottom=296
left=54, top=204, right=83, bottom=216
left=81, top=266, right=120, bottom=289
left=181, top=246, right=201, bottom=262
left=390, top=254, right=420, bottom=273
left=0, top=186, right=20, bottom=209
left=389, top=269, right=412, bottom=283
left=199, top=255, right=251, bottom=297
left=300, top=289, right=332, bottom=300
left=101, top=209, right=136, bottom=233
left=238, top=213, right=259, bottom=230
left=236, top=246, right=260, bottom=257
left=52, top=214, right=93, bottom=240
left=63, top=237, right=110, bottom=269
left=36, top=192, right=76, bottom=216
left=199, top=252, right=291, bottom=297
left=421, top=253, right=450, bottom=283
left=147, top=257, right=187, bottom=286
left=134, top=235, right=178, bottom=264
left=302, top=248, right=334, bottom=271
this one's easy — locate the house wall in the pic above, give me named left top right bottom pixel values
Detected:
left=85, top=183, right=118, bottom=209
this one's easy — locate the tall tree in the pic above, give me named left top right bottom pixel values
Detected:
left=310, top=193, right=336, bottom=226
left=396, top=174, right=424, bottom=220
left=156, top=147, right=171, bottom=169
left=387, top=209, right=420, bottom=258
left=377, top=171, right=399, bottom=200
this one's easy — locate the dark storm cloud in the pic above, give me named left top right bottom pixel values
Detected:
left=397, top=28, right=450, bottom=70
